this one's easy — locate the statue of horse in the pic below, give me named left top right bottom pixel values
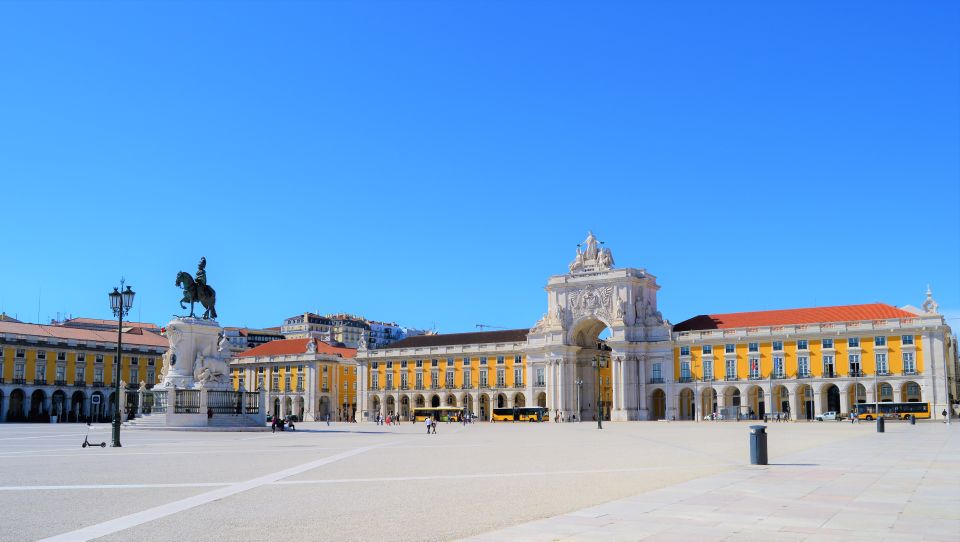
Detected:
left=175, top=271, right=218, bottom=319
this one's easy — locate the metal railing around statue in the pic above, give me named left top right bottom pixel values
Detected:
left=244, top=392, right=260, bottom=414
left=139, top=390, right=168, bottom=414
left=208, top=390, right=244, bottom=415
left=174, top=389, right=201, bottom=414
left=151, top=390, right=168, bottom=413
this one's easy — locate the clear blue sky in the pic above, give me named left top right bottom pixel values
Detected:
left=1, top=1, right=957, bottom=332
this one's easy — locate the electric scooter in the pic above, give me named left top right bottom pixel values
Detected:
left=81, top=422, right=106, bottom=448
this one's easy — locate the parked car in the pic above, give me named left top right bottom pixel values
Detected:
left=816, top=411, right=842, bottom=421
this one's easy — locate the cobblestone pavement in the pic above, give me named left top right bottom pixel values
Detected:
left=0, top=420, right=954, bottom=541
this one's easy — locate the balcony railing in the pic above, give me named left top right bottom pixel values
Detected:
left=796, top=373, right=811, bottom=379
left=850, top=370, right=864, bottom=377
left=749, top=374, right=764, bottom=380
left=724, top=375, right=738, bottom=381
left=34, top=378, right=47, bottom=385
left=702, top=376, right=714, bottom=382
left=54, top=379, right=68, bottom=386
left=460, top=384, right=474, bottom=389
left=902, top=370, right=918, bottom=376
left=73, top=381, right=86, bottom=387
left=92, top=381, right=104, bottom=387
left=678, top=376, right=693, bottom=383
left=822, top=370, right=838, bottom=378
left=649, top=377, right=664, bottom=384
left=876, top=371, right=891, bottom=377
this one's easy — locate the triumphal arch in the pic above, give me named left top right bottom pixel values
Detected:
left=524, top=232, right=674, bottom=421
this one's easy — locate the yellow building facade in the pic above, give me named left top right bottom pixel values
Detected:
left=664, top=302, right=948, bottom=421
left=357, top=235, right=957, bottom=423
left=357, top=330, right=614, bottom=421
left=230, top=337, right=358, bottom=421
left=0, top=320, right=168, bottom=422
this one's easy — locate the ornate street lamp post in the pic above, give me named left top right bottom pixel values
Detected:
left=593, top=356, right=606, bottom=430
left=108, top=280, right=135, bottom=447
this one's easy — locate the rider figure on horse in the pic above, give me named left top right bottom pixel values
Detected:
left=195, top=257, right=207, bottom=294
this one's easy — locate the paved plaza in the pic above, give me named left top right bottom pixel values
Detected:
left=0, top=420, right=955, bottom=541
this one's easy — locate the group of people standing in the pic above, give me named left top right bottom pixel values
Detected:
left=373, top=412, right=401, bottom=427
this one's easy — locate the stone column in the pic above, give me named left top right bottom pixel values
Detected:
left=610, top=356, right=622, bottom=419
left=637, top=356, right=648, bottom=420
left=788, top=390, right=799, bottom=421
left=892, top=385, right=902, bottom=404
left=525, top=362, right=534, bottom=408
left=544, top=360, right=555, bottom=414
left=813, top=386, right=824, bottom=418
left=658, top=356, right=676, bottom=420
left=355, top=360, right=369, bottom=423
left=839, top=386, right=850, bottom=417
left=558, top=360, right=566, bottom=417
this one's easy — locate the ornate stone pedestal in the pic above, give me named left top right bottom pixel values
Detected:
left=128, top=317, right=265, bottom=429
left=159, top=317, right=230, bottom=390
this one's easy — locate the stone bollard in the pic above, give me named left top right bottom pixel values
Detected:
left=749, top=425, right=768, bottom=465
left=910, top=415, right=916, bottom=425
left=877, top=416, right=885, bottom=433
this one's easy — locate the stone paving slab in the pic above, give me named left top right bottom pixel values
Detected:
left=463, top=423, right=959, bottom=541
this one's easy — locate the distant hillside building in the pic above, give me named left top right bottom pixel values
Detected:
left=281, top=312, right=424, bottom=349
left=221, top=327, right=285, bottom=355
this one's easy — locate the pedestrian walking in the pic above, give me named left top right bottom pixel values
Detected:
left=425, top=416, right=432, bottom=434
left=271, top=417, right=277, bottom=433
left=431, top=418, right=438, bottom=434
left=325, top=413, right=330, bottom=426
left=943, top=409, right=948, bottom=423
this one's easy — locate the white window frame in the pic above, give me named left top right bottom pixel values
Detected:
left=797, top=356, right=809, bottom=377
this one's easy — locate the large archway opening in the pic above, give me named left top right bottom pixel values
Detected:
left=7, top=389, right=25, bottom=422
left=570, top=317, right=614, bottom=422
left=824, top=384, right=841, bottom=413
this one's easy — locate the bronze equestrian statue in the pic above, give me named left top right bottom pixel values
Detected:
left=176, top=257, right=218, bottom=319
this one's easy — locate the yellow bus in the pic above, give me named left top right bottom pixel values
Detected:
left=412, top=407, right=464, bottom=422
left=854, top=402, right=930, bottom=421
left=491, top=407, right=548, bottom=422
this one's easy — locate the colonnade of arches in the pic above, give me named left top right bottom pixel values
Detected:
left=367, top=390, right=548, bottom=421
left=0, top=387, right=114, bottom=422
left=647, top=380, right=925, bottom=421
left=268, top=394, right=357, bottom=422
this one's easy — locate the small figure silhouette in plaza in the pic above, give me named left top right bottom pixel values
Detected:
left=425, top=416, right=432, bottom=434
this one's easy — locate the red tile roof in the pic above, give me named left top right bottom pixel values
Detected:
left=238, top=338, right=356, bottom=359
left=672, top=303, right=917, bottom=332
left=63, top=317, right=160, bottom=329
left=0, top=320, right=168, bottom=348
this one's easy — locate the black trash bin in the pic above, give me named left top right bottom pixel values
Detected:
left=910, top=415, right=916, bottom=425
left=749, top=425, right=768, bottom=465
left=877, top=416, right=885, bottom=433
